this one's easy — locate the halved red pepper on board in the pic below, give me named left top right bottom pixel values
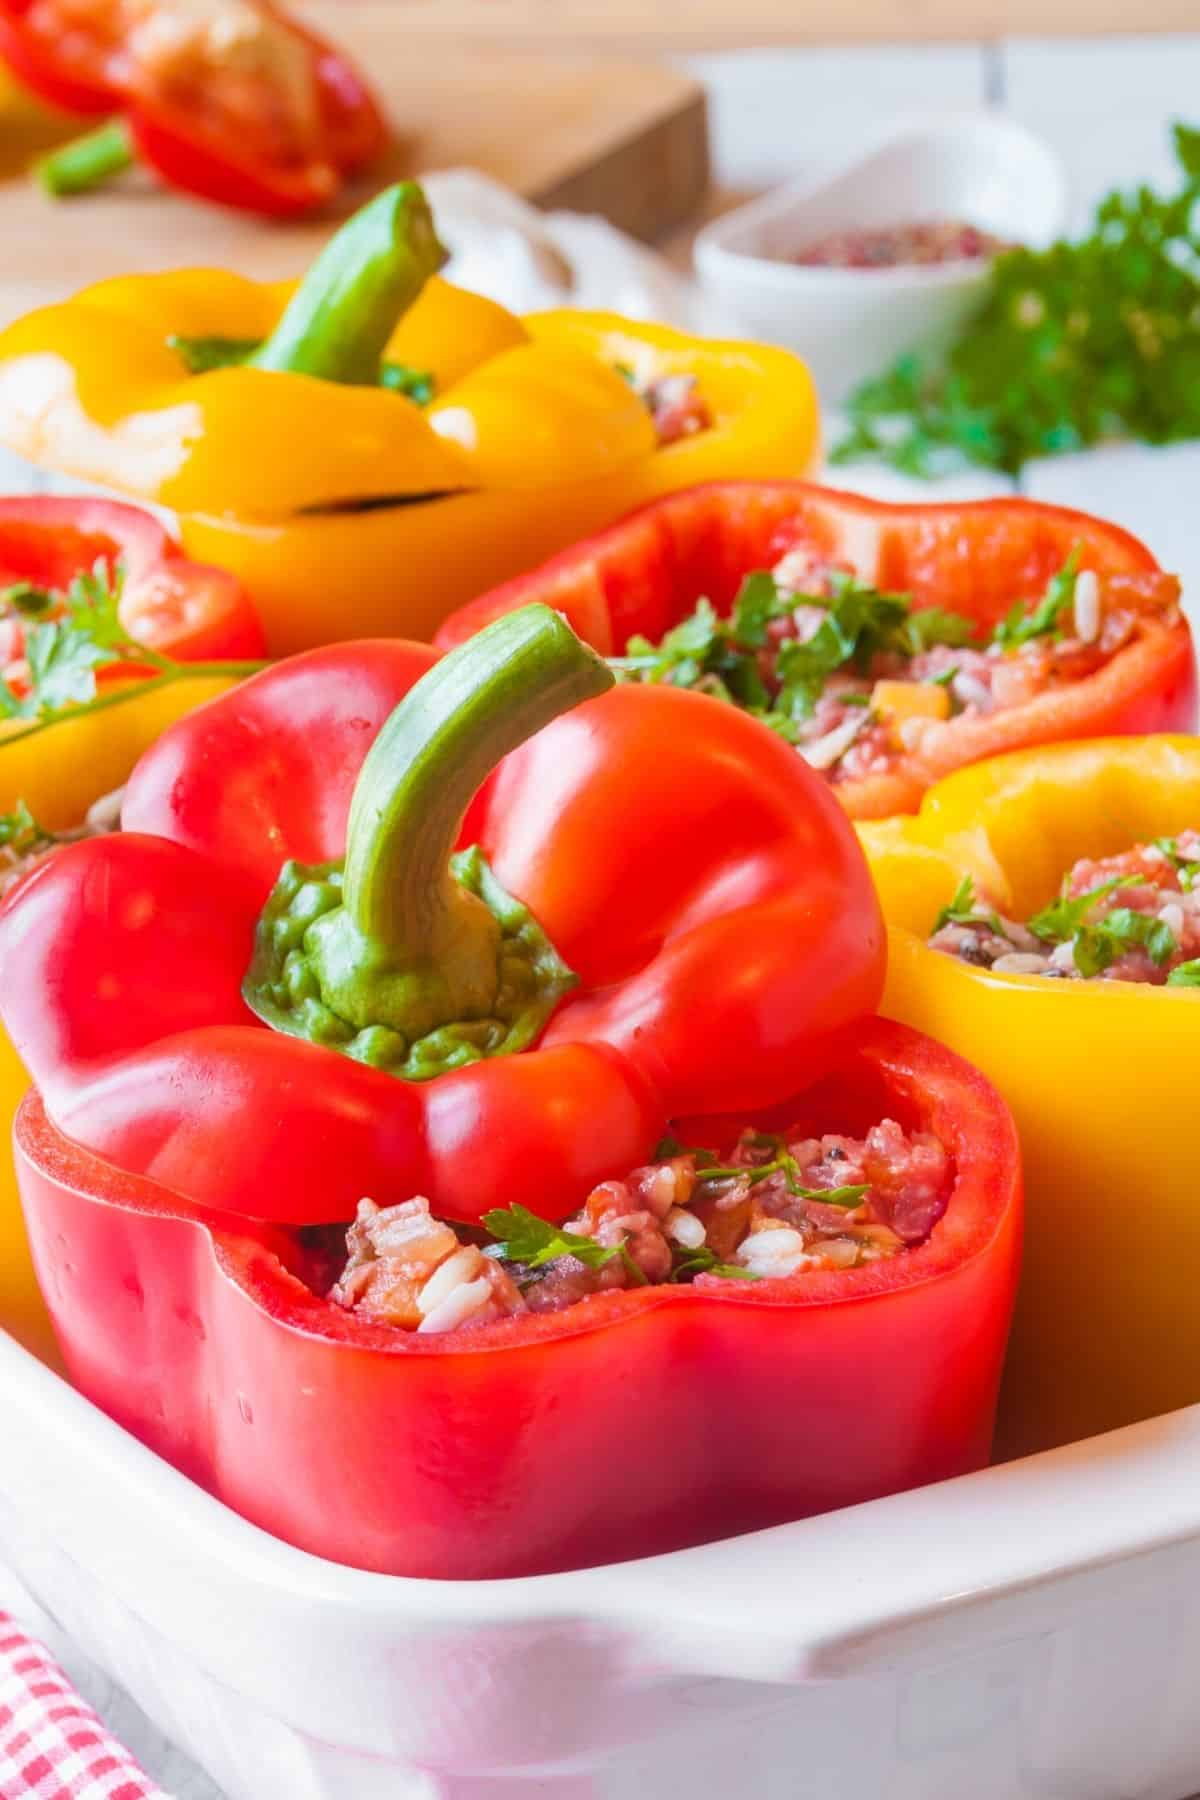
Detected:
left=13, top=1014, right=1020, bottom=1578
left=0, top=495, right=265, bottom=672
left=2, top=0, right=388, bottom=217
left=0, top=606, right=885, bottom=1230
left=437, top=481, right=1197, bottom=820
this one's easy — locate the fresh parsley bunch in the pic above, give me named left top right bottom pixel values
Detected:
left=833, top=122, right=1200, bottom=477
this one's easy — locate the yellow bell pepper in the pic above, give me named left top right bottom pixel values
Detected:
left=0, top=673, right=243, bottom=1363
left=859, top=736, right=1200, bottom=1458
left=0, top=185, right=819, bottom=655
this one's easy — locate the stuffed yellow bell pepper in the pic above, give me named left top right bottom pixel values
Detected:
left=859, top=736, right=1200, bottom=1458
left=0, top=183, right=820, bottom=654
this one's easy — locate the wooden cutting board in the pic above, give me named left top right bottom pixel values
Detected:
left=0, top=9, right=708, bottom=326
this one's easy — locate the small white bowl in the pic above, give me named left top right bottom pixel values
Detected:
left=694, top=112, right=1068, bottom=406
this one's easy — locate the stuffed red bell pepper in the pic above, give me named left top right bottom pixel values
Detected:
left=0, top=496, right=265, bottom=677
left=437, top=481, right=1196, bottom=820
left=3, top=0, right=388, bottom=217
left=0, top=606, right=1020, bottom=1577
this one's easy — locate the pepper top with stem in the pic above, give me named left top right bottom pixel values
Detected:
left=250, top=182, right=448, bottom=385
left=244, top=604, right=615, bottom=1078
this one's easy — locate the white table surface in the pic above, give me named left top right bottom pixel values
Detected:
left=3, top=33, right=1200, bottom=1798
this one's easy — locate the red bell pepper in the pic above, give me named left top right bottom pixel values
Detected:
left=0, top=496, right=265, bottom=670
left=0, top=606, right=885, bottom=1231
left=3, top=0, right=389, bottom=217
left=12, top=1015, right=1021, bottom=1577
left=437, top=482, right=1197, bottom=820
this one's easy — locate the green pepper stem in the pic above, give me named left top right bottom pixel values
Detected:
left=36, top=118, right=134, bottom=198
left=251, top=182, right=447, bottom=385
left=344, top=605, right=612, bottom=960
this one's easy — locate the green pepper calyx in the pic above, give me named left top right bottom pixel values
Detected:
left=242, top=605, right=613, bottom=1081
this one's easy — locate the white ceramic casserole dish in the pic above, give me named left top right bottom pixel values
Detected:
left=694, top=113, right=1067, bottom=405
left=4, top=1326, right=1200, bottom=1800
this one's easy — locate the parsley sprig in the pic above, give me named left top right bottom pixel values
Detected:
left=481, top=1203, right=649, bottom=1286
left=933, top=874, right=1005, bottom=936
left=1072, top=909, right=1178, bottom=978
left=1155, top=836, right=1200, bottom=892
left=0, top=559, right=263, bottom=731
left=1026, top=878, right=1124, bottom=944
left=0, top=798, right=54, bottom=856
left=833, top=122, right=1200, bottom=477
left=1022, top=877, right=1177, bottom=976
left=693, top=1156, right=868, bottom=1211
left=991, top=547, right=1082, bottom=650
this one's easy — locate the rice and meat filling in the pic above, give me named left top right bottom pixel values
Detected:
left=613, top=542, right=1182, bottom=785
left=929, top=831, right=1200, bottom=986
left=322, top=1115, right=954, bottom=1336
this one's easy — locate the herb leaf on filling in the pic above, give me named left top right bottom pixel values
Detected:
left=481, top=1203, right=648, bottom=1286
left=0, top=798, right=54, bottom=854
left=991, top=546, right=1082, bottom=650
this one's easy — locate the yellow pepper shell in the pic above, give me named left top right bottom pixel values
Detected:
left=430, top=342, right=656, bottom=487
left=859, top=735, right=1200, bottom=1457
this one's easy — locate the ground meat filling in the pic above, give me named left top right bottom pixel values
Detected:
left=928, top=832, right=1200, bottom=986
left=617, top=364, right=714, bottom=447
left=0, top=787, right=123, bottom=900
left=611, top=542, right=1182, bottom=786
left=327, top=1117, right=954, bottom=1336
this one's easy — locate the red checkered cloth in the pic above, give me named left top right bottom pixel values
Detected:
left=0, top=1614, right=168, bottom=1799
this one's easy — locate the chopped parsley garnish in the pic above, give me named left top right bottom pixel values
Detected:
left=1155, top=836, right=1200, bottom=891
left=0, top=798, right=54, bottom=855
left=1071, top=909, right=1178, bottom=977
left=1167, top=959, right=1200, bottom=987
left=608, top=549, right=1090, bottom=746
left=690, top=1138, right=868, bottom=1210
left=1027, top=877, right=1124, bottom=944
left=991, top=547, right=1082, bottom=650
left=897, top=607, right=978, bottom=656
left=0, top=558, right=262, bottom=730
left=933, top=874, right=1004, bottom=936
left=1025, top=877, right=1179, bottom=974
left=668, top=1245, right=757, bottom=1282
left=0, top=560, right=132, bottom=721
left=481, top=1203, right=648, bottom=1286
left=610, top=567, right=978, bottom=739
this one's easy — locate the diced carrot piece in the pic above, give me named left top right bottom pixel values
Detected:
left=871, top=679, right=951, bottom=725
